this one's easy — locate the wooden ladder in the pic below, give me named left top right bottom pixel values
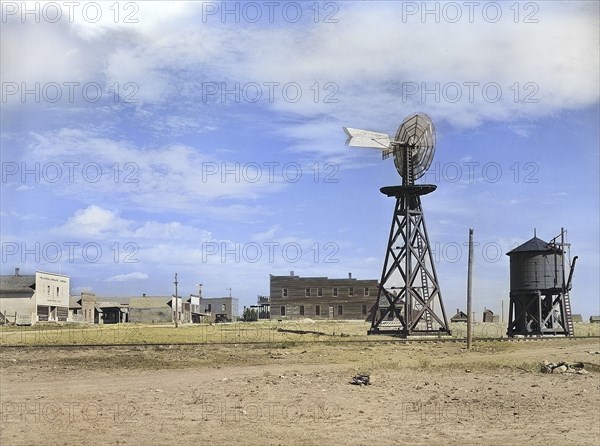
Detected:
left=417, top=235, right=433, bottom=331
left=563, top=292, right=575, bottom=336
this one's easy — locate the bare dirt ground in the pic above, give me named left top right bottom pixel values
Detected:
left=1, top=337, right=599, bottom=446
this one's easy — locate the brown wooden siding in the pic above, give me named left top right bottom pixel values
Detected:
left=270, top=274, right=378, bottom=320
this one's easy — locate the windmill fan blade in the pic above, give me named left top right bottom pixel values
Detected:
left=343, top=127, right=391, bottom=149
left=393, top=113, right=436, bottom=181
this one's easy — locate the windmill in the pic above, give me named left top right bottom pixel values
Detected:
left=344, top=113, right=451, bottom=336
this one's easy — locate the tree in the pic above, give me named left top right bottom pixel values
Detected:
left=242, top=307, right=258, bottom=322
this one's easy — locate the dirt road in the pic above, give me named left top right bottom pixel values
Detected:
left=1, top=338, right=599, bottom=446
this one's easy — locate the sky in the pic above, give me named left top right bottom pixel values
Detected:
left=1, top=1, right=599, bottom=319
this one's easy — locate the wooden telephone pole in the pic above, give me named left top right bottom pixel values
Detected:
left=466, top=229, right=474, bottom=349
left=174, top=273, right=179, bottom=328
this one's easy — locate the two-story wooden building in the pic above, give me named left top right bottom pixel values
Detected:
left=269, top=272, right=378, bottom=320
left=0, top=269, right=70, bottom=325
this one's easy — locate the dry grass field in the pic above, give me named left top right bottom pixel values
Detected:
left=1, top=321, right=599, bottom=446
left=1, top=320, right=599, bottom=346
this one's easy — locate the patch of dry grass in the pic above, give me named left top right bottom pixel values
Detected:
left=1, top=320, right=598, bottom=347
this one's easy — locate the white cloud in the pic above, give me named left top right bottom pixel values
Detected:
left=133, top=221, right=212, bottom=242
left=57, top=205, right=132, bottom=238
left=24, top=128, right=288, bottom=213
left=54, top=205, right=215, bottom=242
left=7, top=3, right=596, bottom=125
left=105, top=272, right=149, bottom=282
left=252, top=225, right=280, bottom=242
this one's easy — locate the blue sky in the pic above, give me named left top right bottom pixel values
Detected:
left=1, top=1, right=599, bottom=318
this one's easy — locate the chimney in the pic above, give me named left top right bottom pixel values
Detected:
left=348, top=272, right=352, bottom=279
left=15, top=267, right=19, bottom=276
left=457, top=308, right=460, bottom=314
left=290, top=271, right=294, bottom=277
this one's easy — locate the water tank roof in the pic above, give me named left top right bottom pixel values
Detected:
left=506, top=236, right=560, bottom=255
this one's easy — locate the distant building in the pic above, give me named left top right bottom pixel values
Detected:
left=571, top=314, right=583, bottom=323
left=269, top=272, right=378, bottom=320
left=483, top=308, right=500, bottom=323
left=80, top=292, right=98, bottom=323
left=253, top=295, right=270, bottom=319
left=0, top=269, right=70, bottom=325
left=68, top=292, right=98, bottom=323
left=128, top=296, right=173, bottom=323
left=187, top=294, right=207, bottom=323
left=196, top=296, right=239, bottom=322
left=450, top=309, right=468, bottom=323
left=590, top=316, right=600, bottom=324
left=96, top=301, right=128, bottom=324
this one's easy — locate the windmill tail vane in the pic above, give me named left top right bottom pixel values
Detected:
left=342, top=127, right=415, bottom=160
left=343, top=127, right=391, bottom=152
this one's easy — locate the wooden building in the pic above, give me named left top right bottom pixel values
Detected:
left=269, top=272, right=378, bottom=320
left=68, top=292, right=98, bottom=323
left=450, top=309, right=468, bottom=323
left=128, top=296, right=173, bottom=323
left=254, top=295, right=270, bottom=319
left=97, top=301, right=128, bottom=324
left=483, top=308, right=499, bottom=323
left=0, top=269, right=70, bottom=325
left=197, top=296, right=239, bottom=322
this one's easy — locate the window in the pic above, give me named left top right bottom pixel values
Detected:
left=56, top=287, right=60, bottom=296
left=299, top=305, right=305, bottom=316
left=47, top=286, right=50, bottom=296
left=317, top=288, right=323, bottom=297
left=337, top=305, right=343, bottom=316
left=305, top=288, right=311, bottom=297
left=282, top=288, right=288, bottom=297
left=221, top=304, right=226, bottom=312
left=362, top=305, right=367, bottom=316
left=315, top=305, right=321, bottom=316
left=280, top=305, right=286, bottom=316
left=349, top=287, right=354, bottom=297
left=364, top=287, right=370, bottom=296
left=332, top=287, right=338, bottom=297
left=207, top=304, right=212, bottom=312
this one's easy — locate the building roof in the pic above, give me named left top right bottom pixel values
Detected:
left=212, top=296, right=238, bottom=301
left=506, top=236, right=561, bottom=255
left=69, top=296, right=82, bottom=308
left=451, top=309, right=467, bottom=321
left=128, top=297, right=172, bottom=309
left=96, top=301, right=126, bottom=309
left=0, top=275, right=36, bottom=292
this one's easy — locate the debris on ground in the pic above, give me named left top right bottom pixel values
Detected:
left=350, top=373, right=371, bottom=386
left=540, top=361, right=587, bottom=374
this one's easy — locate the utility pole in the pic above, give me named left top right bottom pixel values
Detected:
left=467, top=228, right=474, bottom=349
left=174, top=273, right=179, bottom=328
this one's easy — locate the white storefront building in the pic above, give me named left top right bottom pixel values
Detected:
left=0, top=269, right=70, bottom=325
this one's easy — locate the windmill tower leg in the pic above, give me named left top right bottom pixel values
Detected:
left=369, top=186, right=451, bottom=336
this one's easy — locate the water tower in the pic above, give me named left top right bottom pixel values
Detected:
left=506, top=229, right=577, bottom=336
